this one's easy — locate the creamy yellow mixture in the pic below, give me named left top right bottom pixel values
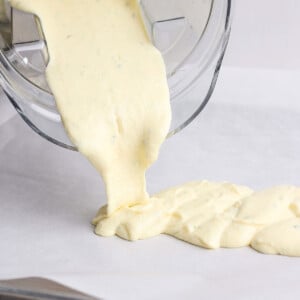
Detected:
left=11, top=0, right=300, bottom=257
left=12, top=0, right=171, bottom=215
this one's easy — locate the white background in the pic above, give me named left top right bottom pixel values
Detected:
left=224, top=0, right=300, bottom=69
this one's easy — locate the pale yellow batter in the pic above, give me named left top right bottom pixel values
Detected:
left=11, top=0, right=300, bottom=257
left=12, top=0, right=171, bottom=215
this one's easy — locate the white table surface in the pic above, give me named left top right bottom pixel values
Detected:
left=1, top=67, right=300, bottom=300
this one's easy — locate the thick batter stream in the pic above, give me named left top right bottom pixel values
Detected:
left=11, top=0, right=300, bottom=257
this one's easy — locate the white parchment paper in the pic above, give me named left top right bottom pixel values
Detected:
left=1, top=67, right=300, bottom=300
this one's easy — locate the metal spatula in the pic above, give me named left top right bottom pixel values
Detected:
left=0, top=277, right=101, bottom=300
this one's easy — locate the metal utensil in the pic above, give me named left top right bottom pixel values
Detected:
left=0, top=277, right=101, bottom=300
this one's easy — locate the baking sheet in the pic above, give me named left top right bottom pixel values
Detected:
left=1, top=67, right=300, bottom=300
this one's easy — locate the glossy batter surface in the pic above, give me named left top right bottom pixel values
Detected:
left=12, top=0, right=171, bottom=215
left=93, top=182, right=300, bottom=256
left=11, top=0, right=300, bottom=257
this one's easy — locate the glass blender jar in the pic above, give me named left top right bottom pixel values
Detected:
left=0, top=0, right=233, bottom=150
